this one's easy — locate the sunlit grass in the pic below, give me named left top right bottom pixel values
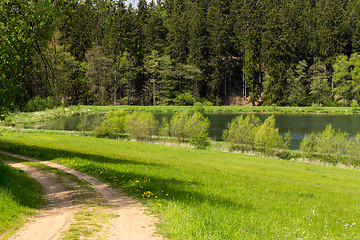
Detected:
left=1, top=132, right=360, bottom=239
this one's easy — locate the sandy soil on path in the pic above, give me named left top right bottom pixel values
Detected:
left=1, top=151, right=163, bottom=240
left=5, top=161, right=77, bottom=240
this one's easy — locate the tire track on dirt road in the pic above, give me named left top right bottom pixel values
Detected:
left=1, top=151, right=163, bottom=240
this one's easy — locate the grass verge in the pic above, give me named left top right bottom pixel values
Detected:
left=0, top=156, right=44, bottom=238
left=1, top=132, right=360, bottom=239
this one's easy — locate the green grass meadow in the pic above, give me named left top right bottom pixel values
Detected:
left=0, top=155, right=44, bottom=238
left=1, top=132, right=360, bottom=239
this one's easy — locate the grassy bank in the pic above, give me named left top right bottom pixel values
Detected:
left=0, top=155, right=44, bottom=238
left=83, top=105, right=359, bottom=115
left=2, top=105, right=358, bottom=128
left=1, top=132, right=360, bottom=239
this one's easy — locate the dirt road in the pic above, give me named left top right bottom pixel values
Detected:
left=1, top=151, right=163, bottom=240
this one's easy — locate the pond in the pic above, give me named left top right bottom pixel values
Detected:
left=39, top=112, right=360, bottom=150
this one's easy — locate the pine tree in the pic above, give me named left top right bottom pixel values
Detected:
left=308, top=59, right=331, bottom=105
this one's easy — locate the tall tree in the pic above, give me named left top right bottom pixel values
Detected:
left=0, top=0, right=54, bottom=117
left=333, top=54, right=352, bottom=106
left=308, top=59, right=331, bottom=105
left=86, top=45, right=112, bottom=105
left=286, top=60, right=308, bottom=106
left=166, top=0, right=187, bottom=63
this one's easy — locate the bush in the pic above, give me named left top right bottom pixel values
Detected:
left=170, top=111, right=191, bottom=141
left=158, top=117, right=170, bottom=137
left=347, top=134, right=360, bottom=166
left=125, top=111, right=158, bottom=141
left=300, top=124, right=349, bottom=164
left=222, top=115, right=261, bottom=151
left=193, top=102, right=204, bottom=113
left=188, top=112, right=210, bottom=148
left=77, top=115, right=94, bottom=132
left=314, top=125, right=348, bottom=163
left=170, top=111, right=210, bottom=148
left=173, top=93, right=196, bottom=106
left=255, top=115, right=286, bottom=153
left=23, top=96, right=58, bottom=112
left=299, top=133, right=317, bottom=156
left=94, top=110, right=128, bottom=138
left=189, top=132, right=210, bottom=149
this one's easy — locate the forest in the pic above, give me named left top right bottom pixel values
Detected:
left=1, top=0, right=360, bottom=116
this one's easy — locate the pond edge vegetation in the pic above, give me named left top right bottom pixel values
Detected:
left=3, top=105, right=360, bottom=168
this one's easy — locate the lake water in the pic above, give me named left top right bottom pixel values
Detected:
left=39, top=112, right=360, bottom=150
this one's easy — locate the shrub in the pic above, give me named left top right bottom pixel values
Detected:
left=94, top=110, right=128, bottom=138
left=125, top=111, right=158, bottom=141
left=170, top=111, right=210, bottom=148
left=158, top=117, right=170, bottom=137
left=170, top=111, right=191, bottom=141
left=173, top=92, right=196, bottom=106
left=347, top=134, right=360, bottom=166
left=189, top=132, right=210, bottom=149
left=255, top=115, right=286, bottom=153
left=188, top=112, right=210, bottom=148
left=314, top=124, right=348, bottom=162
left=222, top=115, right=261, bottom=151
left=300, top=124, right=349, bottom=164
left=299, top=133, right=317, bottom=156
left=23, top=96, right=58, bottom=112
left=77, top=115, right=93, bottom=132
left=193, top=102, right=204, bottom=113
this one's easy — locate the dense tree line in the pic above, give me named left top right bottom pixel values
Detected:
left=2, top=0, right=360, bottom=115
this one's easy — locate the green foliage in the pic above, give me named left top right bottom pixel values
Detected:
left=333, top=55, right=352, bottom=106
left=169, top=111, right=190, bottom=141
left=173, top=92, right=196, bottom=106
left=223, top=115, right=287, bottom=153
left=158, top=117, right=170, bottom=137
left=169, top=111, right=210, bottom=148
left=222, top=115, right=261, bottom=151
left=4, top=0, right=360, bottom=108
left=187, top=112, right=210, bottom=149
left=308, top=59, right=331, bottom=105
left=23, top=96, right=59, bottom=112
left=0, top=0, right=54, bottom=117
left=255, top=115, right=286, bottom=153
left=346, top=134, right=360, bottom=166
left=125, top=111, right=158, bottom=141
left=94, top=110, right=128, bottom=138
left=299, top=133, right=317, bottom=156
left=311, top=125, right=348, bottom=163
left=300, top=125, right=351, bottom=164
left=286, top=61, right=308, bottom=106
left=193, top=102, right=204, bottom=112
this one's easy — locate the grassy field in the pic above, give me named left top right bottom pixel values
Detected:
left=0, top=131, right=360, bottom=239
left=0, top=155, right=44, bottom=238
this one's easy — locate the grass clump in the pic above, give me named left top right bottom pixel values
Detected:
left=0, top=158, right=44, bottom=237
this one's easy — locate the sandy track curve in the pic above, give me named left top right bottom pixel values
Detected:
left=1, top=151, right=163, bottom=240
left=5, top=161, right=76, bottom=240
